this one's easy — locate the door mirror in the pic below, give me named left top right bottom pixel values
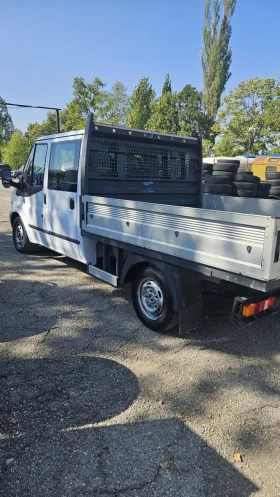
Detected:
left=1, top=167, right=12, bottom=188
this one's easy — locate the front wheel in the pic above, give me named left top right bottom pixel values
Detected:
left=13, top=217, right=38, bottom=253
left=131, top=266, right=178, bottom=332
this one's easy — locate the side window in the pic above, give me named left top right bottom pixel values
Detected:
left=22, top=143, right=48, bottom=192
left=266, top=166, right=276, bottom=174
left=48, top=140, right=81, bottom=193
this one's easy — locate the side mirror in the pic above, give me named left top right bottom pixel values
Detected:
left=1, top=167, right=12, bottom=188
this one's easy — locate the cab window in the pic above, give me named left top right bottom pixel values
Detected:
left=48, top=140, right=81, bottom=193
left=21, top=143, right=48, bottom=194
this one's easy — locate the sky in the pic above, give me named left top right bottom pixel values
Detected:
left=1, top=0, right=280, bottom=131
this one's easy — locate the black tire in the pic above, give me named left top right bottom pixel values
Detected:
left=232, top=182, right=257, bottom=192
left=204, top=175, right=231, bottom=184
left=270, top=187, right=280, bottom=195
left=256, top=191, right=270, bottom=199
left=233, top=190, right=257, bottom=198
left=212, top=171, right=235, bottom=179
left=213, top=163, right=239, bottom=173
left=13, top=216, right=38, bottom=254
left=258, top=182, right=271, bottom=191
left=234, top=172, right=253, bottom=181
left=270, top=195, right=280, bottom=200
left=203, top=184, right=232, bottom=194
left=203, top=163, right=213, bottom=171
left=203, top=171, right=212, bottom=177
left=268, top=179, right=280, bottom=186
left=217, top=159, right=240, bottom=165
left=266, top=172, right=280, bottom=180
left=131, top=266, right=178, bottom=332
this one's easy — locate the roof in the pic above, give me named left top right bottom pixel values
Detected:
left=35, top=129, right=84, bottom=141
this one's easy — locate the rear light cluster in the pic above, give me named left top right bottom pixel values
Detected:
left=242, top=297, right=275, bottom=317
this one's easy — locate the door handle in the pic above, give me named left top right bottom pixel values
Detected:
left=70, top=198, right=75, bottom=210
left=44, top=193, right=46, bottom=204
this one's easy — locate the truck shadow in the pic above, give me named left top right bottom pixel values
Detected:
left=0, top=356, right=257, bottom=497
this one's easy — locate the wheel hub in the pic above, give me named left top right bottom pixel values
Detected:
left=15, top=224, right=24, bottom=248
left=137, top=279, right=164, bottom=320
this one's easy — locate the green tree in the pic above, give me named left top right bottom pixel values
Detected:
left=0, top=98, right=14, bottom=158
left=2, top=131, right=31, bottom=169
left=176, top=84, right=205, bottom=136
left=147, top=75, right=178, bottom=134
left=213, top=78, right=280, bottom=156
left=98, top=81, right=128, bottom=125
left=201, top=0, right=237, bottom=140
left=126, top=77, right=155, bottom=129
left=65, top=77, right=107, bottom=130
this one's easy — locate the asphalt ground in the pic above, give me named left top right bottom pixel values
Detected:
left=0, top=184, right=280, bottom=496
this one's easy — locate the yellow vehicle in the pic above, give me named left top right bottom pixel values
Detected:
left=251, top=156, right=280, bottom=180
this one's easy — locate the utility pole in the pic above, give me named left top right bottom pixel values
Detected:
left=4, top=103, right=61, bottom=133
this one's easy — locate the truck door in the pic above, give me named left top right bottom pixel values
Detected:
left=17, top=142, right=50, bottom=246
left=45, top=137, right=82, bottom=261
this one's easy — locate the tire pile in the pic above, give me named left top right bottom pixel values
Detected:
left=202, top=162, right=213, bottom=178
left=202, top=159, right=272, bottom=199
left=265, top=172, right=280, bottom=199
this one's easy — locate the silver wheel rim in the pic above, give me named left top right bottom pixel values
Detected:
left=15, top=224, right=24, bottom=249
left=137, top=278, right=164, bottom=321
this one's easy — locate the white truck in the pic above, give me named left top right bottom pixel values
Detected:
left=2, top=113, right=280, bottom=334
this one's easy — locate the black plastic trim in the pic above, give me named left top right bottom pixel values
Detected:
left=29, top=224, right=80, bottom=244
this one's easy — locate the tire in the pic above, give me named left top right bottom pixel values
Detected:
left=234, top=172, right=253, bottom=181
left=232, top=182, right=257, bottom=192
left=213, top=163, right=239, bottom=173
left=13, top=216, right=38, bottom=254
left=266, top=172, right=280, bottom=180
left=212, top=171, right=235, bottom=179
left=270, top=195, right=280, bottom=200
left=203, top=184, right=232, bottom=194
left=258, top=182, right=271, bottom=191
left=270, top=187, right=280, bottom=195
left=233, top=190, right=257, bottom=198
left=268, top=179, right=280, bottom=186
left=256, top=191, right=270, bottom=199
left=204, top=175, right=231, bottom=184
left=131, top=266, right=178, bottom=332
left=217, top=159, right=240, bottom=165
left=203, top=163, right=213, bottom=172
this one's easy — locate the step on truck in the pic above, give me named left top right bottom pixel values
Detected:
left=2, top=113, right=280, bottom=334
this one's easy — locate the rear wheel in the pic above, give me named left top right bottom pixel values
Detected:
left=131, top=266, right=178, bottom=332
left=13, top=217, right=38, bottom=253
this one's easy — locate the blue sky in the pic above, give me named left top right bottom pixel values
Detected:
left=1, top=0, right=280, bottom=131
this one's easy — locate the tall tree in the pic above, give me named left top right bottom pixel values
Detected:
left=65, top=77, right=107, bottom=130
left=201, top=0, right=237, bottom=140
left=0, top=98, right=14, bottom=158
left=2, top=131, right=31, bottom=169
left=214, top=78, right=280, bottom=156
left=176, top=84, right=205, bottom=137
left=147, top=75, right=178, bottom=134
left=97, top=82, right=128, bottom=126
left=126, top=77, right=155, bottom=129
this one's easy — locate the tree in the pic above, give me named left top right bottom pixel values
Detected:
left=2, top=131, right=31, bottom=169
left=0, top=98, right=14, bottom=158
left=201, top=0, right=237, bottom=140
left=176, top=84, right=205, bottom=137
left=213, top=78, right=280, bottom=156
left=25, top=109, right=69, bottom=142
left=97, top=82, right=128, bottom=126
left=147, top=75, right=178, bottom=134
left=126, top=77, right=155, bottom=129
left=65, top=77, right=107, bottom=130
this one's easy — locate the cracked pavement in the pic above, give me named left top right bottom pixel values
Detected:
left=0, top=185, right=280, bottom=496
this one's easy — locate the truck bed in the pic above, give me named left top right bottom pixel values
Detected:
left=81, top=195, right=280, bottom=286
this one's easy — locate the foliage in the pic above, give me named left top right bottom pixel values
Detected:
left=202, top=139, right=214, bottom=157
left=147, top=75, right=178, bottom=134
left=97, top=81, right=128, bottom=126
left=201, top=0, right=237, bottom=140
left=0, top=98, right=14, bottom=157
left=2, top=131, right=31, bottom=169
left=176, top=84, right=205, bottom=137
left=213, top=78, right=280, bottom=155
left=65, top=77, right=107, bottom=130
left=126, top=77, right=155, bottom=129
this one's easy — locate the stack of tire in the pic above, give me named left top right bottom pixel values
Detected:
left=256, top=181, right=271, bottom=199
left=202, top=159, right=239, bottom=196
left=265, top=172, right=280, bottom=199
left=232, top=172, right=260, bottom=198
left=202, top=162, right=213, bottom=178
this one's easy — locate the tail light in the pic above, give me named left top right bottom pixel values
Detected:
left=242, top=297, right=275, bottom=317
